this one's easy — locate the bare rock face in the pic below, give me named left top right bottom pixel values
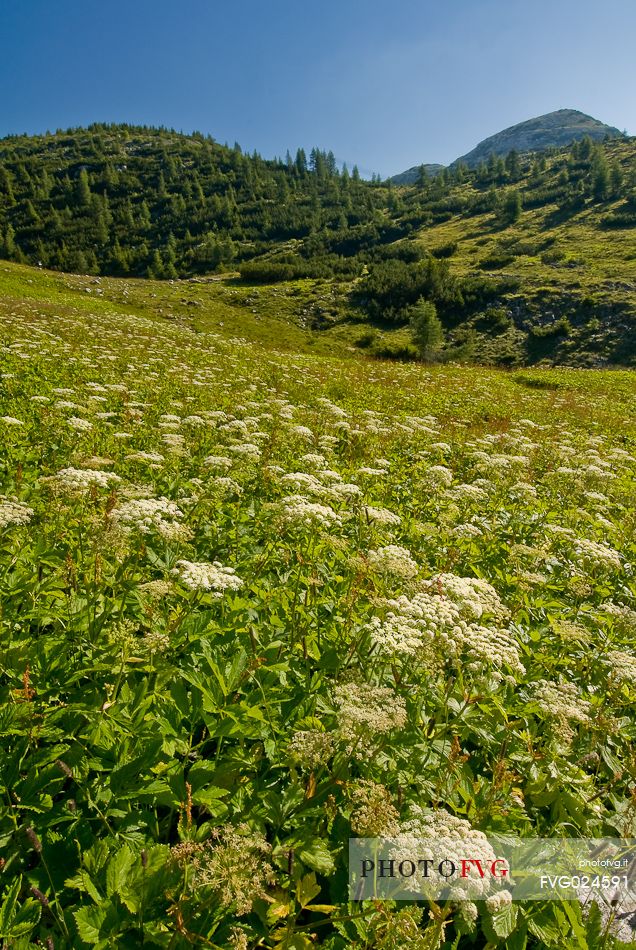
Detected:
left=391, top=109, right=625, bottom=182
left=452, top=109, right=624, bottom=168
left=390, top=163, right=445, bottom=185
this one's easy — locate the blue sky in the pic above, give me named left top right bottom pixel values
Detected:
left=1, top=0, right=634, bottom=177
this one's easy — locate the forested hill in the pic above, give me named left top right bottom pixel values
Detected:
left=0, top=124, right=393, bottom=278
left=0, top=123, right=635, bottom=366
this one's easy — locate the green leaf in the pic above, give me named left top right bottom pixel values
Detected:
left=74, top=904, right=108, bottom=945
left=585, top=900, right=603, bottom=947
left=109, top=742, right=163, bottom=793
left=81, top=840, right=111, bottom=877
left=191, top=787, right=229, bottom=816
left=275, top=934, right=315, bottom=950
left=296, top=873, right=321, bottom=910
left=490, top=903, right=518, bottom=939
left=105, top=845, right=135, bottom=898
left=504, top=914, right=527, bottom=950
left=0, top=877, right=21, bottom=936
left=65, top=870, right=104, bottom=905
left=561, top=901, right=587, bottom=944
left=8, top=900, right=42, bottom=938
left=296, top=838, right=335, bottom=874
left=527, top=916, right=563, bottom=944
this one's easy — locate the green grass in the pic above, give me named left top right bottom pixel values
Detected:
left=1, top=260, right=636, bottom=947
left=412, top=142, right=636, bottom=284
left=0, top=260, right=428, bottom=363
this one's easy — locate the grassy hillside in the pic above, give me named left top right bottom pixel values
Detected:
left=0, top=126, right=635, bottom=366
left=399, top=137, right=636, bottom=366
left=0, top=260, right=370, bottom=358
left=1, top=252, right=636, bottom=947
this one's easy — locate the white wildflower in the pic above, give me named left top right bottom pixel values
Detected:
left=486, top=890, right=513, bottom=913
left=44, top=467, right=121, bottom=491
left=572, top=538, right=622, bottom=570
left=363, top=505, right=401, bottom=526
left=67, top=416, right=93, bottom=431
left=391, top=807, right=502, bottom=900
left=0, top=499, right=34, bottom=529
left=110, top=497, right=183, bottom=534
left=289, top=730, right=334, bottom=769
left=334, top=683, right=407, bottom=759
left=532, top=679, right=591, bottom=724
left=275, top=494, right=342, bottom=531
left=203, top=455, right=233, bottom=470
left=367, top=545, right=419, bottom=580
left=173, top=559, right=244, bottom=597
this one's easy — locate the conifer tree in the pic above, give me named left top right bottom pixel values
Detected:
left=409, top=298, right=444, bottom=361
left=75, top=168, right=91, bottom=207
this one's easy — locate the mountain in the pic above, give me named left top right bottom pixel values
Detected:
left=391, top=109, right=625, bottom=182
left=0, top=122, right=635, bottom=367
left=389, top=163, right=444, bottom=185
left=452, top=109, right=624, bottom=168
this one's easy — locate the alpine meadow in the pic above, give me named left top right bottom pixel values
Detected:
left=1, top=29, right=636, bottom=950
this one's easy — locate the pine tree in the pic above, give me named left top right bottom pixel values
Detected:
left=2, top=223, right=16, bottom=259
left=500, top=189, right=522, bottom=225
left=505, top=149, right=520, bottom=180
left=73, top=249, right=88, bottom=273
left=295, top=148, right=307, bottom=176
left=148, top=249, right=164, bottom=278
left=610, top=162, right=624, bottom=197
left=75, top=168, right=91, bottom=207
left=110, top=239, right=128, bottom=274
left=25, top=200, right=40, bottom=224
left=0, top=165, right=15, bottom=202
left=138, top=200, right=151, bottom=228
left=476, top=162, right=489, bottom=185
left=487, top=185, right=500, bottom=213
left=409, top=298, right=444, bottom=361
left=592, top=153, right=610, bottom=200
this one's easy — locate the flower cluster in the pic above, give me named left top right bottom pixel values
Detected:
left=172, top=559, right=244, bottom=597
left=532, top=679, right=591, bottom=729
left=274, top=494, right=342, bottom=531
left=604, top=650, right=636, bottom=684
left=191, top=824, right=275, bottom=916
left=288, top=730, right=335, bottom=770
left=333, top=682, right=407, bottom=759
left=362, top=505, right=401, bottom=526
left=367, top=545, right=419, bottom=581
left=349, top=780, right=399, bottom=836
left=390, top=807, right=502, bottom=900
left=44, top=466, right=121, bottom=492
left=368, top=575, right=523, bottom=676
left=0, top=498, right=34, bottom=529
left=419, top=574, right=509, bottom=623
left=572, top=538, right=622, bottom=571
left=110, top=496, right=184, bottom=535
left=67, top=416, right=93, bottom=431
